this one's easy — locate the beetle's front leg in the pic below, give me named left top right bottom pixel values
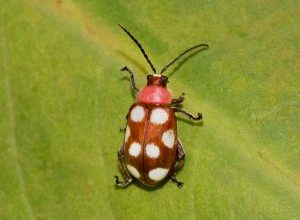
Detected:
left=171, top=93, right=185, bottom=106
left=172, top=107, right=202, bottom=121
left=121, top=66, right=139, bottom=96
left=115, top=145, right=132, bottom=187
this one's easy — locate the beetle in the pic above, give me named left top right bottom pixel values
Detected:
left=115, top=24, right=209, bottom=188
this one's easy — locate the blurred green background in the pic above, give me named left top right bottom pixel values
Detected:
left=0, top=0, right=299, bottom=219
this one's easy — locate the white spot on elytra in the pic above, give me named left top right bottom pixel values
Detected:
left=148, top=168, right=169, bottom=181
left=162, top=129, right=175, bottom=148
left=146, top=143, right=160, bottom=158
left=130, top=105, right=145, bottom=122
left=150, top=108, right=168, bottom=124
left=124, top=125, right=130, bottom=143
left=126, top=164, right=140, bottom=179
left=129, top=142, right=141, bottom=157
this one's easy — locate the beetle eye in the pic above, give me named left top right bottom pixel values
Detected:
left=161, top=76, right=168, bottom=83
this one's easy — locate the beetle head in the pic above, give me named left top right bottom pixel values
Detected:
left=147, top=74, right=168, bottom=87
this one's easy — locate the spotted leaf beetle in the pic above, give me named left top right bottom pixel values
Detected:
left=115, top=24, right=208, bottom=188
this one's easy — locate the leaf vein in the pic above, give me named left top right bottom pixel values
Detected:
left=1, top=17, right=35, bottom=220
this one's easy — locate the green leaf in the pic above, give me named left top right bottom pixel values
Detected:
left=1, top=0, right=299, bottom=219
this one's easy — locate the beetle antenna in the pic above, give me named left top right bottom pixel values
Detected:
left=118, top=24, right=157, bottom=73
left=160, top=43, right=209, bottom=74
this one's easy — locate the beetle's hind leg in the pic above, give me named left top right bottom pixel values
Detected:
left=170, top=139, right=185, bottom=188
left=121, top=66, right=139, bottom=96
left=114, top=175, right=131, bottom=187
left=115, top=145, right=132, bottom=187
left=170, top=175, right=184, bottom=188
left=175, top=139, right=185, bottom=172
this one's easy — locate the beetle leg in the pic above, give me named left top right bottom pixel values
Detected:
left=172, top=107, right=202, bottom=121
left=170, top=175, right=184, bottom=188
left=169, top=139, right=185, bottom=188
left=175, top=139, right=185, bottom=172
left=115, top=145, right=132, bottom=187
left=121, top=66, right=139, bottom=96
left=171, top=93, right=185, bottom=106
left=119, top=127, right=126, bottom=133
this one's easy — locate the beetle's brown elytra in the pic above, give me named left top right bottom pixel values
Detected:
left=115, top=24, right=208, bottom=188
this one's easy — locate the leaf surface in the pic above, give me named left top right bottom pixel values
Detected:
left=0, top=0, right=299, bottom=219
